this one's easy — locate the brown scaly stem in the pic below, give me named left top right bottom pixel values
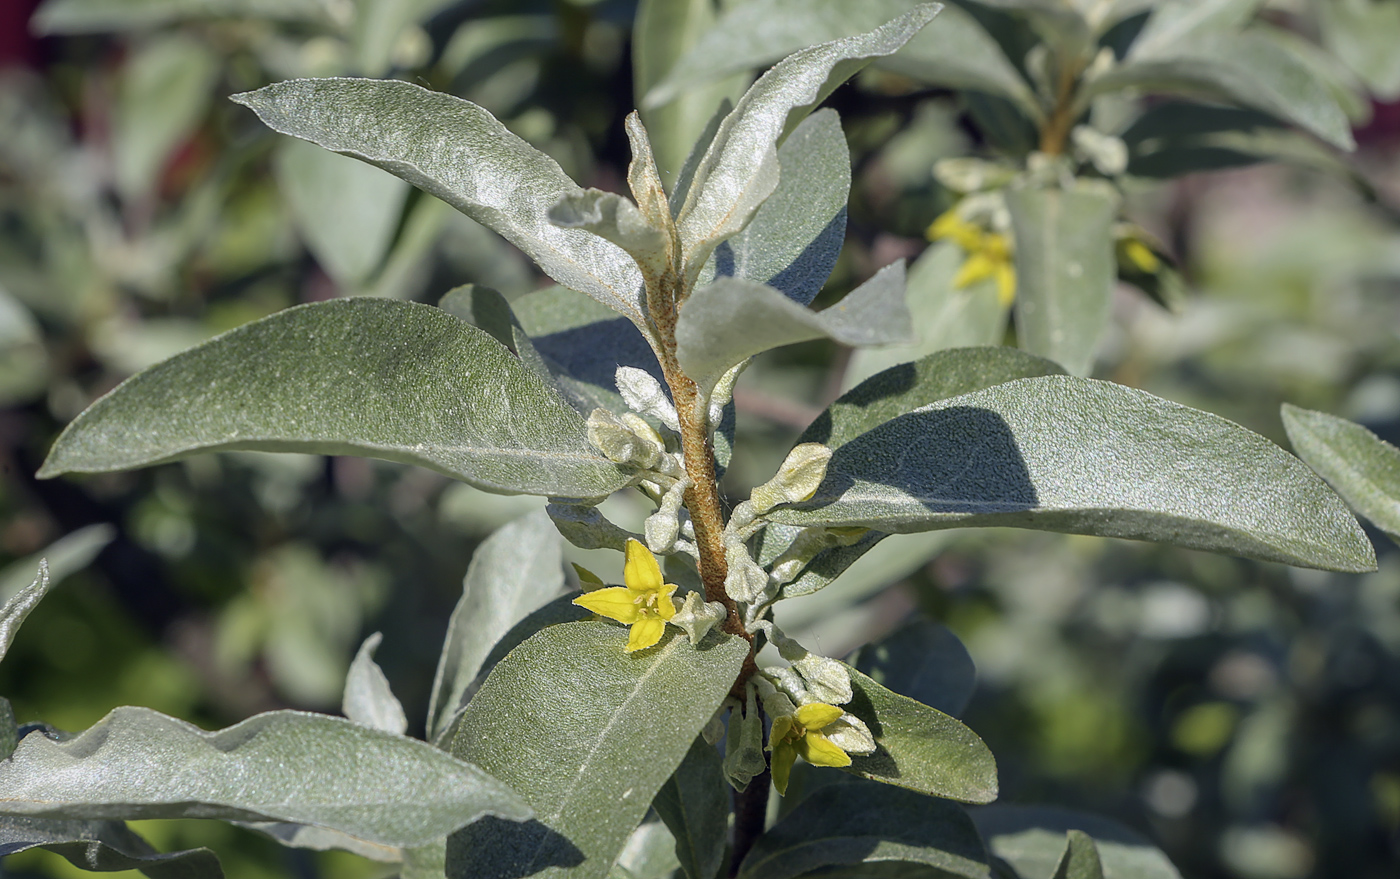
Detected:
left=1038, top=55, right=1085, bottom=157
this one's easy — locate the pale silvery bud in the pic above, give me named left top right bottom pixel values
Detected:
left=753, top=674, right=798, bottom=719
left=769, top=666, right=811, bottom=706
left=750, top=443, right=833, bottom=515
left=670, top=591, right=727, bottom=645
left=709, top=362, right=746, bottom=428
left=615, top=366, right=679, bottom=431
left=823, top=713, right=876, bottom=756
left=724, top=541, right=770, bottom=603
left=932, top=158, right=1015, bottom=195
left=644, top=478, right=690, bottom=553
left=546, top=503, right=634, bottom=551
left=586, top=408, right=662, bottom=470
left=767, top=526, right=868, bottom=586
left=723, top=686, right=767, bottom=791
left=773, top=630, right=853, bottom=705
left=1071, top=125, right=1128, bottom=177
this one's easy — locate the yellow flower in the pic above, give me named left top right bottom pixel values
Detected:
left=768, top=702, right=852, bottom=795
left=572, top=539, right=678, bottom=653
left=928, top=207, right=1016, bottom=306
left=1117, top=237, right=1161, bottom=274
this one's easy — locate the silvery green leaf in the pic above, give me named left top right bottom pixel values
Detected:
left=778, top=375, right=1375, bottom=573
left=972, top=806, right=1181, bottom=879
left=0, top=561, right=49, bottom=664
left=275, top=138, right=410, bottom=289
left=231, top=79, right=650, bottom=332
left=1, top=699, right=15, bottom=762
left=710, top=108, right=849, bottom=307
left=848, top=620, right=977, bottom=718
left=737, top=782, right=989, bottom=879
left=549, top=189, right=670, bottom=279
left=634, top=0, right=750, bottom=190
left=32, top=0, right=330, bottom=32
left=1054, top=830, right=1105, bottom=879
left=0, top=816, right=223, bottom=878
left=427, top=511, right=566, bottom=741
left=1007, top=181, right=1120, bottom=377
left=343, top=632, right=408, bottom=736
left=1126, top=0, right=1264, bottom=57
left=1282, top=404, right=1400, bottom=544
left=1319, top=0, right=1400, bottom=100
left=438, top=285, right=557, bottom=388
left=113, top=35, right=218, bottom=200
left=0, top=707, right=530, bottom=847
left=611, top=821, right=682, bottom=879
left=38, top=299, right=630, bottom=500
left=653, top=739, right=728, bottom=879
left=838, top=664, right=998, bottom=802
left=676, top=263, right=911, bottom=398
left=1094, top=29, right=1355, bottom=150
left=842, top=242, right=1012, bottom=391
left=237, top=821, right=400, bottom=861
left=0, top=285, right=47, bottom=406
left=350, top=0, right=449, bottom=77
left=671, top=5, right=940, bottom=279
left=0, top=524, right=113, bottom=606
left=448, top=621, right=749, bottom=879
left=802, top=346, right=1067, bottom=450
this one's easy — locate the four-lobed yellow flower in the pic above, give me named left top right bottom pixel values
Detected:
left=573, top=538, right=679, bottom=653
left=768, top=701, right=853, bottom=795
left=928, top=208, right=1016, bottom=307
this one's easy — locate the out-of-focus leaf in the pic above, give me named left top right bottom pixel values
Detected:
left=1053, top=830, right=1105, bottom=879
left=1125, top=0, right=1263, bottom=57
left=232, top=79, right=649, bottom=332
left=275, top=138, right=410, bottom=289
left=653, top=738, right=728, bottom=879
left=1094, top=28, right=1355, bottom=150
left=1319, top=0, right=1400, bottom=100
left=1, top=699, right=14, bottom=762
left=0, top=707, right=531, bottom=847
left=1007, top=181, right=1119, bottom=377
left=39, top=299, right=630, bottom=499
left=838, top=664, right=998, bottom=802
left=611, top=821, right=682, bottom=879
left=237, top=821, right=400, bottom=862
left=343, top=632, right=408, bottom=736
left=0, top=524, right=114, bottom=605
left=778, top=375, right=1376, bottom=573
left=427, top=510, right=566, bottom=741
left=350, top=0, right=450, bottom=77
left=448, top=622, right=749, bottom=879
left=842, top=242, right=1011, bottom=391
left=0, top=816, right=223, bottom=878
left=972, top=806, right=1180, bottom=879
left=737, top=782, right=989, bottom=879
left=709, top=108, right=849, bottom=307
left=651, top=1, right=1033, bottom=113
left=32, top=0, right=329, bottom=33
left=113, top=35, right=218, bottom=200
left=1252, top=23, right=1370, bottom=125
left=758, top=523, right=889, bottom=600
left=0, top=286, right=47, bottom=405
left=676, top=262, right=911, bottom=398
left=671, top=5, right=940, bottom=278
left=0, top=561, right=49, bottom=664
left=634, top=0, right=749, bottom=189
left=1282, top=404, right=1400, bottom=544
left=847, top=620, right=977, bottom=718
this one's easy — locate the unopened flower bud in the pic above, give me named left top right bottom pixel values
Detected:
left=824, top=713, right=876, bottom=755
left=670, top=591, right=727, bottom=645
left=750, top=443, right=832, bottom=515
left=586, top=408, right=663, bottom=470
left=615, top=366, right=678, bottom=431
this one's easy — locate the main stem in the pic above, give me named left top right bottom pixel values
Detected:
left=1038, top=54, right=1084, bottom=157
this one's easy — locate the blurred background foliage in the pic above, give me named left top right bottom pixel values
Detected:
left=1, top=0, right=1398, bottom=877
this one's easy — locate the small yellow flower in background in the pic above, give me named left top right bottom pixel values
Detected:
left=572, top=539, right=678, bottom=653
left=1117, top=237, right=1161, bottom=274
left=928, top=207, right=1016, bottom=307
left=768, top=702, right=852, bottom=795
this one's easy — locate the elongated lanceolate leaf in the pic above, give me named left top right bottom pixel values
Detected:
left=0, top=707, right=530, bottom=847
left=1126, top=0, right=1264, bottom=57
left=0, top=816, right=223, bottom=878
left=449, top=622, right=749, bottom=879
left=738, top=782, right=989, bottom=879
left=1282, top=404, right=1400, bottom=544
left=32, top=0, right=329, bottom=33
left=0, top=561, right=49, bottom=664
left=232, top=79, right=649, bottom=331
left=237, top=821, right=400, bottom=862
left=839, top=664, right=998, bottom=802
left=653, top=739, right=728, bottom=879
left=427, top=510, right=566, bottom=741
left=778, top=375, right=1375, bottom=572
left=972, top=806, right=1181, bottom=879
left=676, top=262, right=911, bottom=398
left=39, top=299, right=630, bottom=499
left=711, top=108, right=849, bottom=307
left=1054, top=831, right=1105, bottom=879
left=1007, top=182, right=1119, bottom=377
left=848, top=620, right=978, bottom=718
left=672, top=5, right=939, bottom=278
left=0, top=525, right=113, bottom=607
left=343, top=632, right=408, bottom=736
